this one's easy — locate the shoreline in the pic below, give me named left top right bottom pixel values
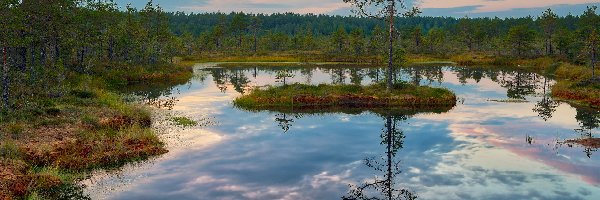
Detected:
left=0, top=62, right=194, bottom=199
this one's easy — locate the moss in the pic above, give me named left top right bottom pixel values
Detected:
left=552, top=81, right=600, bottom=108
left=550, top=63, right=600, bottom=109
left=234, top=83, right=457, bottom=111
left=171, top=117, right=198, bottom=127
left=0, top=61, right=194, bottom=199
left=70, top=90, right=97, bottom=99
left=0, top=140, right=23, bottom=159
left=564, top=138, right=600, bottom=149
left=45, top=107, right=61, bottom=116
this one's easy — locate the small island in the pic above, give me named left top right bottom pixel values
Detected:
left=234, top=83, right=457, bottom=111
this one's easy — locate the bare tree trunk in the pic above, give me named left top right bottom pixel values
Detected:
left=41, top=45, right=47, bottom=66
left=108, top=38, right=114, bottom=61
left=19, top=47, right=26, bottom=72
left=80, top=47, right=85, bottom=71
left=386, top=0, right=395, bottom=92
left=593, top=44, right=596, bottom=78
left=2, top=47, right=9, bottom=109
left=253, top=31, right=257, bottom=53
left=385, top=115, right=393, bottom=199
left=30, top=45, right=36, bottom=82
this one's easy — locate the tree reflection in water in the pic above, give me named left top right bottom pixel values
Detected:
left=550, top=107, right=600, bottom=158
left=212, top=68, right=229, bottom=92
left=230, top=70, right=250, bottom=94
left=343, top=114, right=417, bottom=200
left=574, top=107, right=600, bottom=157
left=274, top=113, right=304, bottom=133
left=533, top=77, right=560, bottom=121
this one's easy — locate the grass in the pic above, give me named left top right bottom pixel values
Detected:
left=551, top=63, right=600, bottom=108
left=94, top=61, right=194, bottom=89
left=0, top=61, right=194, bottom=199
left=449, top=53, right=558, bottom=70
left=184, top=51, right=382, bottom=64
left=552, top=81, right=600, bottom=108
left=171, top=117, right=198, bottom=127
left=0, top=87, right=169, bottom=199
left=234, top=82, right=457, bottom=111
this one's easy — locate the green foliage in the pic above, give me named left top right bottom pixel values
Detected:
left=332, top=26, right=348, bottom=53
left=506, top=25, right=537, bottom=57
left=167, top=5, right=600, bottom=75
left=234, top=83, right=457, bottom=109
left=539, top=8, right=558, bottom=55
left=0, top=0, right=187, bottom=112
left=171, top=117, right=198, bottom=127
left=275, top=70, right=295, bottom=86
left=349, top=28, right=366, bottom=56
left=0, top=140, right=22, bottom=159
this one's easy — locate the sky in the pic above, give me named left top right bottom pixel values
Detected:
left=115, top=0, right=600, bottom=17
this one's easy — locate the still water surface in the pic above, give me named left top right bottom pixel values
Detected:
left=83, top=64, right=600, bottom=200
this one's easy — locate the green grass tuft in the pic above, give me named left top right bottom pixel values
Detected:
left=171, top=117, right=198, bottom=127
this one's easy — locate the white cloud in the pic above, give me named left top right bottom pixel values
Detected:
left=418, top=0, right=600, bottom=13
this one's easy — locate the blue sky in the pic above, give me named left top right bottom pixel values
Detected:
left=114, top=0, right=600, bottom=17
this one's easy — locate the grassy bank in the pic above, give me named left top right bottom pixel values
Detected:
left=551, top=63, right=600, bottom=108
left=234, top=83, right=457, bottom=111
left=185, top=51, right=382, bottom=64
left=0, top=62, right=193, bottom=199
left=214, top=62, right=379, bottom=69
left=191, top=52, right=456, bottom=67
left=444, top=53, right=600, bottom=109
left=449, top=53, right=560, bottom=70
left=94, top=60, right=195, bottom=89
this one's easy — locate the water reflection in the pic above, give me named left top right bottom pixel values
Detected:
left=533, top=77, right=560, bottom=121
left=84, top=64, right=600, bottom=200
left=274, top=113, right=304, bottom=133
left=211, top=68, right=230, bottom=93
left=572, top=107, right=600, bottom=158
left=40, top=184, right=90, bottom=200
left=343, top=114, right=417, bottom=200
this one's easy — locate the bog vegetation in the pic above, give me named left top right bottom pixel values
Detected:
left=1, top=1, right=190, bottom=199
left=234, top=82, right=457, bottom=111
left=1, top=0, right=600, bottom=199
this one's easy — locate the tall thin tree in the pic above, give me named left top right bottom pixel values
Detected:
left=342, top=0, right=420, bottom=91
left=539, top=8, right=558, bottom=55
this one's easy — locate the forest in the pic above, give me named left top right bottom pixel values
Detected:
left=1, top=1, right=600, bottom=111
left=167, top=7, right=599, bottom=64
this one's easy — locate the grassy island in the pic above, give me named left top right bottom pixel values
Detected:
left=234, top=83, right=457, bottom=111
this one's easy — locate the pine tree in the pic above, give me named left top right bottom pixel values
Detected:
left=539, top=8, right=559, bottom=55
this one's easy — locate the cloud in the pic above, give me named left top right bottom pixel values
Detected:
left=421, top=3, right=600, bottom=17
left=418, top=0, right=599, bottom=13
left=175, top=0, right=349, bottom=14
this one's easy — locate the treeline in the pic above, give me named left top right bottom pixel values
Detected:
left=2, top=0, right=599, bottom=110
left=169, top=7, right=599, bottom=64
left=0, top=0, right=186, bottom=111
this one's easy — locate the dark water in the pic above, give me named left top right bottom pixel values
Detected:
left=83, top=63, right=600, bottom=200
